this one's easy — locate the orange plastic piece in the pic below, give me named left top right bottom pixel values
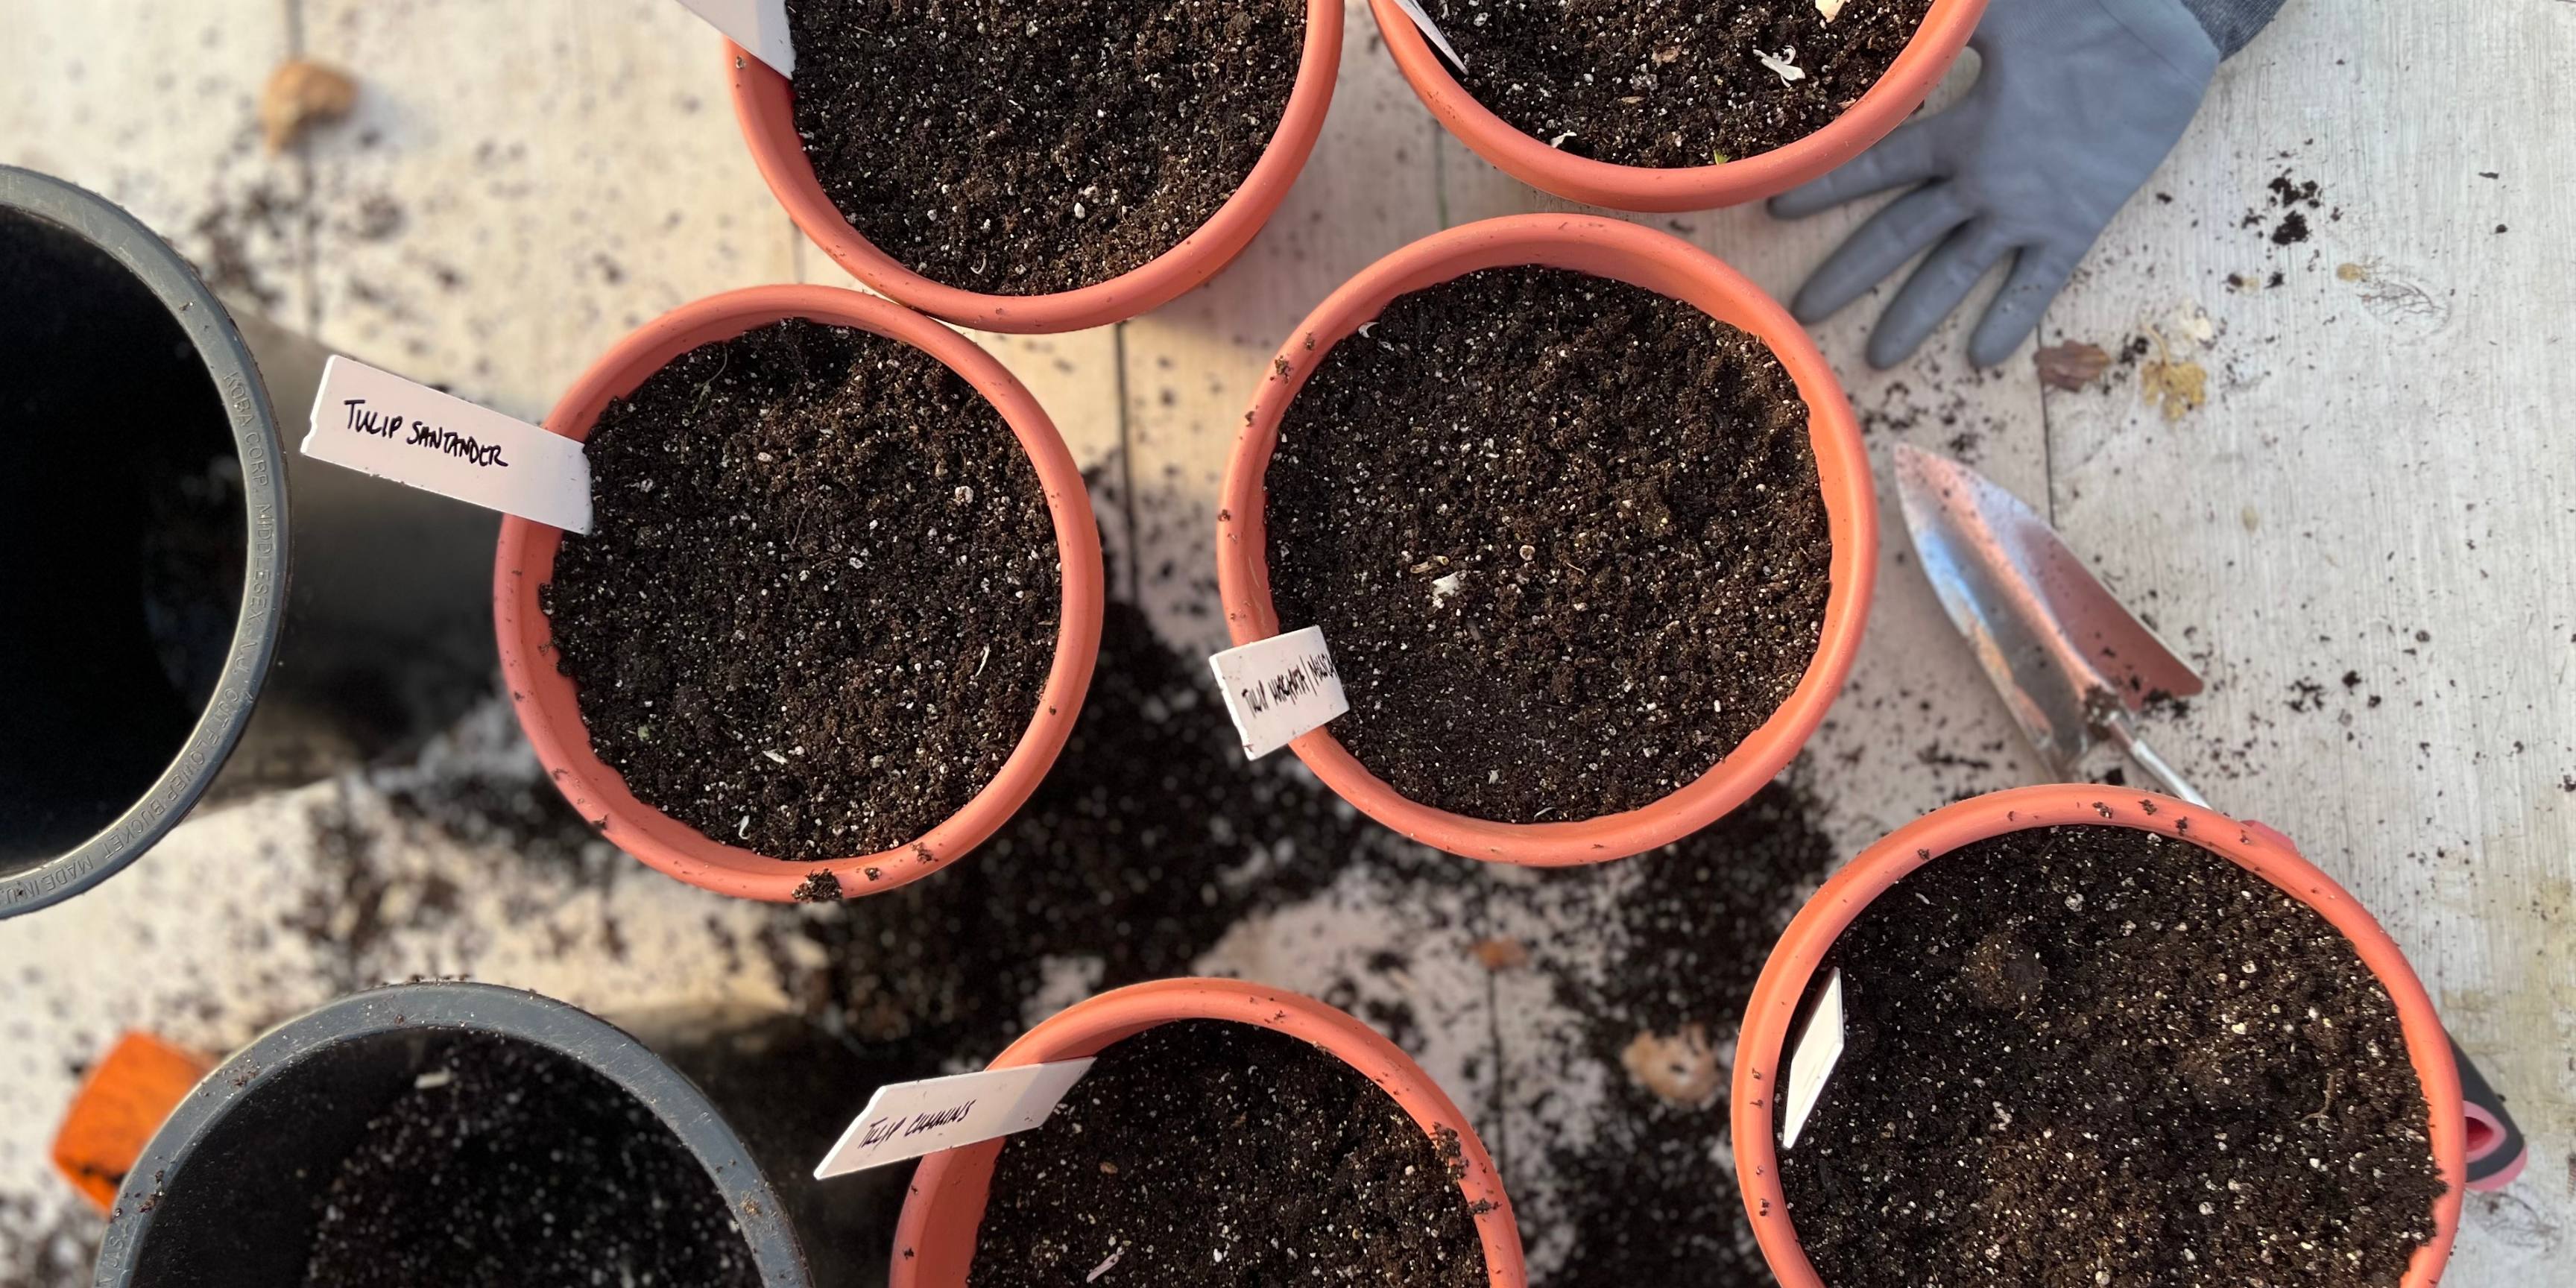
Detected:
left=50, top=1032, right=215, bottom=1211
left=1216, top=215, right=1875, bottom=866
left=890, top=979, right=1528, bottom=1288
left=724, top=3, right=1342, bottom=334
left=1730, top=786, right=2466, bottom=1288
left=1368, top=0, right=1989, bottom=212
left=495, top=286, right=1105, bottom=903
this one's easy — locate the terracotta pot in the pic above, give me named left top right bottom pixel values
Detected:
left=724, top=2, right=1343, bottom=333
left=495, top=285, right=1104, bottom=902
left=1730, top=786, right=2466, bottom=1288
left=1368, top=0, right=1989, bottom=212
left=1215, top=214, right=1874, bottom=866
left=889, top=978, right=1527, bottom=1288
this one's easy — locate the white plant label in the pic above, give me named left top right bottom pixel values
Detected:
left=1386, top=0, right=1468, bottom=69
left=302, top=356, right=593, bottom=534
left=1209, top=625, right=1348, bottom=760
left=1779, top=967, right=1846, bottom=1150
left=813, top=1059, right=1095, bottom=1178
left=676, top=0, right=795, bottom=77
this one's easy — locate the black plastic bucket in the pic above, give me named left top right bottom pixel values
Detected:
left=92, top=982, right=902, bottom=1288
left=0, top=166, right=494, bottom=918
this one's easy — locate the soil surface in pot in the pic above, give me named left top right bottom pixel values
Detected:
left=1780, top=824, right=2445, bottom=1288
left=300, top=1035, right=758, bottom=1287
left=969, top=1018, right=1490, bottom=1287
left=541, top=318, right=1060, bottom=861
left=786, top=0, right=1306, bottom=296
left=1437, top=0, right=1934, bottom=166
left=1264, top=266, right=1830, bottom=823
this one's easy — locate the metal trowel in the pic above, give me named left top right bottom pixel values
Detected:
left=1893, top=442, right=2208, bottom=800
left=1892, top=441, right=2526, bottom=1190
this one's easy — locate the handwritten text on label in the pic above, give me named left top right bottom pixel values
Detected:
left=813, top=1059, right=1095, bottom=1178
left=302, top=356, right=593, bottom=533
left=1209, top=626, right=1349, bottom=760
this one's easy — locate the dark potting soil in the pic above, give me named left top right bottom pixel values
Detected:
left=1264, top=267, right=1831, bottom=824
left=300, top=1035, right=760, bottom=1288
left=1436, top=0, right=1935, bottom=166
left=541, top=318, right=1059, bottom=862
left=968, top=1019, right=1489, bottom=1288
left=786, top=0, right=1306, bottom=296
left=1781, top=824, right=2445, bottom=1288
left=787, top=591, right=1839, bottom=1286
left=363, top=581, right=1842, bottom=1286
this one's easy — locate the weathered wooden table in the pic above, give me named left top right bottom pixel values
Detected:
left=3, top=1, right=2567, bottom=1283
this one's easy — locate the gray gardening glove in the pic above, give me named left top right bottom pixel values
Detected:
left=1772, top=0, right=2270, bottom=369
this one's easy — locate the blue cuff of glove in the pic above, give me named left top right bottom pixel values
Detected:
left=2178, top=0, right=2288, bottom=56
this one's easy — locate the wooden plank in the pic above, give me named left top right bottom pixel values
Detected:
left=0, top=0, right=309, bottom=324
left=2039, top=4, right=2576, bottom=1275
left=293, top=0, right=800, bottom=418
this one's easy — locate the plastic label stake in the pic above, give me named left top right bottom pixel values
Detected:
left=675, top=0, right=795, bottom=76
left=813, top=1059, right=1096, bottom=1178
left=1209, top=625, right=1349, bottom=760
left=1386, top=0, right=1468, bottom=68
left=1779, top=967, right=1846, bottom=1150
left=301, top=356, right=592, bottom=534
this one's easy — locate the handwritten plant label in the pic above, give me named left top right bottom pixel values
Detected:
left=813, top=1058, right=1095, bottom=1178
left=301, top=356, right=593, bottom=533
left=1386, top=0, right=1468, bottom=68
left=1208, top=625, right=1348, bottom=760
left=676, top=0, right=795, bottom=76
left=1779, top=967, right=1846, bottom=1150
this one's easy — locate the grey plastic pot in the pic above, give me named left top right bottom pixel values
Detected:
left=0, top=166, right=493, bottom=918
left=92, top=982, right=902, bottom=1288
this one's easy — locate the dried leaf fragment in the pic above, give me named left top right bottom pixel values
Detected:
left=261, top=59, right=358, bottom=152
left=1470, top=937, right=1530, bottom=971
left=1816, top=0, right=1850, bottom=20
left=2138, top=330, right=2207, bottom=422
left=2035, top=341, right=2112, bottom=391
left=1621, top=1023, right=1725, bottom=1108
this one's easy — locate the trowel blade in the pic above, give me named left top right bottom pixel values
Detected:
left=1892, top=444, right=2204, bottom=777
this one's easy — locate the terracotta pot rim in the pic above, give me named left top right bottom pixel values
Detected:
left=1728, top=785, right=2466, bottom=1288
left=724, top=1, right=1344, bottom=333
left=1213, top=213, right=1875, bottom=866
left=493, top=284, right=1104, bottom=903
left=1365, top=0, right=1990, bottom=212
left=891, top=978, right=1528, bottom=1287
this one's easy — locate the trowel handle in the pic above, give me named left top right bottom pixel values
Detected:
left=2239, top=821, right=2527, bottom=1191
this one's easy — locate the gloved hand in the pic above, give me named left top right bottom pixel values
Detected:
left=1770, top=0, right=2222, bottom=369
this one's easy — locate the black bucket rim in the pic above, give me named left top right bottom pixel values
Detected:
left=92, top=980, right=815, bottom=1287
left=0, top=165, right=291, bottom=919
